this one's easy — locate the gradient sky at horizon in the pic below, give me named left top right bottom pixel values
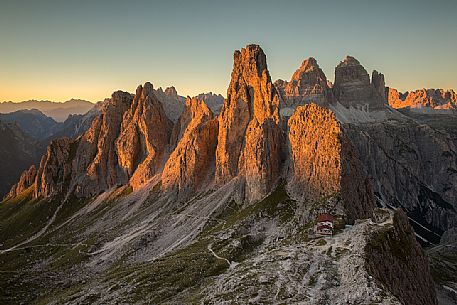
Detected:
left=1, top=0, right=456, bottom=103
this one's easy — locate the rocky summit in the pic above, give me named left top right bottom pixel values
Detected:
left=1, top=44, right=455, bottom=305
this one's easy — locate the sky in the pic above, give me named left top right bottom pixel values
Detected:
left=0, top=0, right=456, bottom=103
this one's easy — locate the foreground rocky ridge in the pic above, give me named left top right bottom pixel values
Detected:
left=2, top=44, right=451, bottom=304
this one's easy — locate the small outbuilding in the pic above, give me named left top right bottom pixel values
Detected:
left=315, top=213, right=334, bottom=236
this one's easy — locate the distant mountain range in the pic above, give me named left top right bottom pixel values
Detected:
left=0, top=121, right=42, bottom=197
left=0, top=99, right=94, bottom=122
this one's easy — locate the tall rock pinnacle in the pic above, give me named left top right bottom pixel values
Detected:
left=215, top=44, right=283, bottom=201
left=333, top=56, right=386, bottom=110
left=116, top=82, right=172, bottom=189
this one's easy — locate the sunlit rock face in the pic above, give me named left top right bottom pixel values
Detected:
left=161, top=97, right=218, bottom=194
left=34, top=137, right=74, bottom=198
left=31, top=84, right=175, bottom=198
left=387, top=87, right=457, bottom=110
left=116, top=82, right=172, bottom=189
left=275, top=57, right=333, bottom=109
left=215, top=44, right=283, bottom=201
left=72, top=90, right=133, bottom=196
left=333, top=56, right=386, bottom=111
left=6, top=165, right=37, bottom=199
left=288, top=103, right=375, bottom=221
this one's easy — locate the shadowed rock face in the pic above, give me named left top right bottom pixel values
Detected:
left=288, top=104, right=375, bottom=221
left=347, top=120, right=457, bottom=236
left=275, top=57, right=333, bottom=108
left=333, top=56, right=385, bottom=110
left=366, top=210, right=438, bottom=305
left=215, top=44, right=283, bottom=201
left=388, top=88, right=457, bottom=110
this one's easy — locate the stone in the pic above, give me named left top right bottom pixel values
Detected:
left=387, top=88, right=457, bottom=110
left=162, top=97, right=218, bottom=194
left=275, top=57, right=333, bottom=109
left=6, top=165, right=37, bottom=199
left=333, top=56, right=385, bottom=110
left=288, top=104, right=375, bottom=221
left=116, top=83, right=172, bottom=189
left=215, top=44, right=283, bottom=201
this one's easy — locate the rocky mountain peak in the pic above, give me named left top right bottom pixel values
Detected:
left=164, top=86, right=178, bottom=98
left=333, top=56, right=385, bottom=110
left=171, top=96, right=212, bottom=147
left=335, top=55, right=370, bottom=85
left=227, top=44, right=279, bottom=124
left=116, top=82, right=172, bottom=189
left=299, top=57, right=319, bottom=71
left=216, top=44, right=283, bottom=201
left=339, top=55, right=362, bottom=67
left=276, top=56, right=331, bottom=109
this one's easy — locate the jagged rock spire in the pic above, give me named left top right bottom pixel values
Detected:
left=216, top=44, right=283, bottom=201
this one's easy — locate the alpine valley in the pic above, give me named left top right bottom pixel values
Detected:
left=1, top=44, right=457, bottom=305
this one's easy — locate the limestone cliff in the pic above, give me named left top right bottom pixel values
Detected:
left=366, top=210, right=437, bottom=305
left=347, top=120, right=457, bottom=240
left=116, top=83, right=172, bottom=189
left=288, top=104, right=375, bottom=221
left=6, top=165, right=37, bottom=199
left=275, top=57, right=333, bottom=109
left=35, top=137, right=74, bottom=198
left=388, top=88, right=457, bottom=110
left=32, top=84, right=174, bottom=198
left=333, top=56, right=386, bottom=110
left=215, top=44, right=283, bottom=201
left=162, top=97, right=218, bottom=194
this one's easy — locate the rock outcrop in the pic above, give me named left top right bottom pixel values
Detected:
left=71, top=90, right=133, bottom=197
left=162, top=97, right=218, bottom=194
left=35, top=137, right=74, bottom=198
left=275, top=57, right=332, bottom=109
left=116, top=83, right=172, bottom=189
left=215, top=44, right=283, bottom=201
left=193, top=92, right=224, bottom=114
left=365, top=210, right=437, bottom=305
left=372, top=70, right=386, bottom=102
left=153, top=86, right=186, bottom=122
left=387, top=88, right=457, bottom=110
left=6, top=165, right=37, bottom=198
left=288, top=104, right=375, bottom=221
left=333, top=56, right=386, bottom=110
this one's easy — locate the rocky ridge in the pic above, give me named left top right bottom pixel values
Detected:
left=388, top=88, right=457, bottom=111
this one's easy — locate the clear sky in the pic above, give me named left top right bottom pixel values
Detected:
left=1, top=0, right=456, bottom=103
